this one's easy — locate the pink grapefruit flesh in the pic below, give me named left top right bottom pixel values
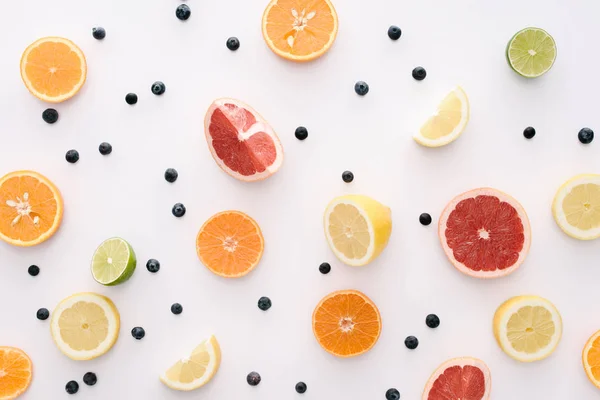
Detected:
left=204, top=98, right=283, bottom=182
left=438, top=188, right=531, bottom=279
left=422, top=357, right=491, bottom=400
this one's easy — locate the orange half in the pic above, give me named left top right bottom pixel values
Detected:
left=0, top=171, right=63, bottom=247
left=0, top=346, right=33, bottom=399
left=583, top=330, right=600, bottom=389
left=196, top=211, right=264, bottom=278
left=312, top=290, right=382, bottom=357
left=262, top=0, right=338, bottom=62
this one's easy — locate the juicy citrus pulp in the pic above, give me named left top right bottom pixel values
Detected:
left=506, top=27, right=556, bottom=78
left=493, top=295, right=562, bottom=362
left=160, top=335, right=221, bottom=391
left=50, top=293, right=120, bottom=360
left=91, top=238, right=137, bottom=285
left=0, top=347, right=32, bottom=400
left=262, top=0, right=338, bottom=62
left=414, top=87, right=470, bottom=147
left=0, top=170, right=63, bottom=247
left=422, top=357, right=491, bottom=400
left=196, top=211, right=264, bottom=278
left=552, top=174, right=600, bottom=240
left=20, top=37, right=87, bottom=103
left=324, top=195, right=392, bottom=266
left=583, top=330, right=600, bottom=389
left=312, top=290, right=382, bottom=357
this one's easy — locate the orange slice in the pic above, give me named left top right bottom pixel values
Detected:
left=583, top=330, right=600, bottom=389
left=262, top=0, right=338, bottom=62
left=0, top=171, right=63, bottom=247
left=312, top=290, right=382, bottom=357
left=20, top=37, right=87, bottom=103
left=196, top=211, right=264, bottom=278
left=0, top=347, right=33, bottom=399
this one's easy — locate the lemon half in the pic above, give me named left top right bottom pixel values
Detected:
left=552, top=174, right=600, bottom=240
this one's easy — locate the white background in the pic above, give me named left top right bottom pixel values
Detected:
left=1, top=0, right=600, bottom=398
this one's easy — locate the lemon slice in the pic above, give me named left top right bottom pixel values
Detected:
left=552, top=174, right=600, bottom=240
left=413, top=86, right=469, bottom=147
left=323, top=195, right=392, bottom=266
left=50, top=292, right=120, bottom=360
left=493, top=295, right=562, bottom=362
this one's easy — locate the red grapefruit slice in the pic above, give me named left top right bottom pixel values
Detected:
left=204, top=98, right=284, bottom=182
left=438, top=188, right=531, bottom=279
left=422, top=357, right=491, bottom=400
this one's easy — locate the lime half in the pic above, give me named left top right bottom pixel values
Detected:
left=91, top=238, right=136, bottom=286
left=506, top=27, right=556, bottom=78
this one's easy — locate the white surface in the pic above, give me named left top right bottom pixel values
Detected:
left=1, top=0, right=600, bottom=399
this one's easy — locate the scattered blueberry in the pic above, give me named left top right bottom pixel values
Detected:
left=164, top=168, right=178, bottom=183
left=28, top=265, right=40, bottom=276
left=386, top=388, right=401, bottom=400
left=419, top=213, right=432, bottom=226
left=579, top=127, right=594, bottom=144
left=319, top=262, right=331, bottom=274
left=226, top=37, right=240, bottom=51
left=523, top=126, right=536, bottom=139
left=83, top=372, right=97, bottom=386
left=65, top=150, right=79, bottom=164
left=342, top=171, right=354, bottom=183
left=92, top=27, right=106, bottom=40
left=36, top=308, right=49, bottom=320
left=354, top=81, right=369, bottom=96
left=295, top=126, right=308, bottom=141
left=426, top=314, right=440, bottom=328
left=258, top=297, right=272, bottom=311
left=131, top=327, right=145, bottom=340
left=65, top=381, right=79, bottom=394
left=171, top=303, right=183, bottom=315
left=295, top=381, right=307, bottom=394
left=172, top=203, right=186, bottom=217
left=404, top=336, right=419, bottom=350
left=176, top=4, right=191, bottom=21
left=247, top=372, right=261, bottom=386
left=146, top=259, right=160, bottom=273
left=125, top=93, right=138, bottom=105
left=412, top=67, right=427, bottom=81
left=98, top=142, right=112, bottom=155
left=151, top=81, right=166, bottom=96
left=387, top=25, right=402, bottom=40
left=42, top=108, right=59, bottom=124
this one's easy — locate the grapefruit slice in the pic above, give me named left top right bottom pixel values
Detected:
left=422, top=357, right=491, bottom=400
left=438, top=188, right=531, bottom=278
left=204, top=98, right=283, bottom=182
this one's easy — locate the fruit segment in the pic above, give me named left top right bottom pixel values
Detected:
left=583, top=330, right=600, bottom=389
left=91, top=238, right=137, bottom=286
left=422, top=357, right=491, bottom=400
left=414, top=87, right=469, bottom=147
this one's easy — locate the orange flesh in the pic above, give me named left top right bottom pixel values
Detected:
left=587, top=335, right=600, bottom=382
left=0, top=347, right=32, bottom=399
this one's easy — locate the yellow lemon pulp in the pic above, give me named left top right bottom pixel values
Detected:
left=506, top=305, right=555, bottom=354
left=421, top=91, right=463, bottom=140
left=328, top=203, right=370, bottom=260
left=58, top=301, right=109, bottom=351
left=562, top=182, right=600, bottom=230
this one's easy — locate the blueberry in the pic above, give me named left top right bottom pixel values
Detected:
left=295, top=126, right=308, bottom=141
left=426, top=314, right=440, bottom=328
left=354, top=81, right=369, bottom=96
left=295, top=381, right=307, bottom=393
left=523, top=126, right=536, bottom=139
left=172, top=203, right=186, bottom=217
left=226, top=37, right=240, bottom=51
left=83, top=372, right=97, bottom=386
left=171, top=303, right=183, bottom=315
left=176, top=4, right=191, bottom=21
left=92, top=27, right=106, bottom=40
left=387, top=25, right=401, bottom=40
left=28, top=265, right=40, bottom=276
left=65, top=380, right=79, bottom=394
left=164, top=168, right=178, bottom=183
left=247, top=371, right=261, bottom=386
left=65, top=150, right=79, bottom=164
left=36, top=308, right=49, bottom=320
left=386, top=388, right=401, bottom=400
left=131, top=327, right=145, bottom=340
left=412, top=67, right=427, bottom=81
left=419, top=213, right=432, bottom=226
left=579, top=127, right=594, bottom=144
left=319, top=262, right=331, bottom=274
left=404, top=336, right=418, bottom=350
left=151, top=81, right=166, bottom=95
left=342, top=171, right=354, bottom=183
left=146, top=259, right=160, bottom=273
left=98, top=142, right=112, bottom=155
left=258, top=297, right=272, bottom=311
left=42, top=108, right=59, bottom=124
left=125, top=93, right=138, bottom=105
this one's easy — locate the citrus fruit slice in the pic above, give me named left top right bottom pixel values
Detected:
left=196, top=211, right=264, bottom=278
left=422, top=357, right=491, bottom=400
left=506, top=27, right=556, bottom=78
left=20, top=37, right=87, bottom=103
left=0, top=170, right=63, bottom=247
left=262, top=0, right=338, bottom=62
left=0, top=347, right=32, bottom=399
left=552, top=174, right=600, bottom=240
left=493, top=295, right=562, bottom=362
left=50, top=292, right=120, bottom=360
left=91, top=238, right=137, bottom=285
left=312, top=290, right=382, bottom=357
left=583, top=330, right=600, bottom=389
left=413, top=87, right=469, bottom=147
left=438, top=188, right=531, bottom=278
left=204, top=98, right=284, bottom=182
left=323, top=195, right=392, bottom=267
left=160, top=335, right=221, bottom=391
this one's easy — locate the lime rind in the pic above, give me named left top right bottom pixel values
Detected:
left=91, top=238, right=136, bottom=286
left=506, top=27, right=556, bottom=78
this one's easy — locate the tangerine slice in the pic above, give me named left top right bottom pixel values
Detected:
left=583, top=330, right=600, bottom=389
left=0, top=346, right=33, bottom=400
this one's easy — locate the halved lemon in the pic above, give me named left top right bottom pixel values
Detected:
left=583, top=330, right=600, bottom=389
left=413, top=86, right=469, bottom=147
left=323, top=195, right=392, bottom=266
left=50, top=292, right=120, bottom=360
left=160, top=335, right=221, bottom=391
left=552, top=174, right=600, bottom=240
left=493, top=295, right=562, bottom=362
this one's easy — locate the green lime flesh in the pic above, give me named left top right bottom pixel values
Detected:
left=506, top=27, right=556, bottom=78
left=91, top=237, right=136, bottom=286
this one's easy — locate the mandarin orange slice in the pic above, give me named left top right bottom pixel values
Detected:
left=583, top=330, right=600, bottom=389
left=0, top=346, right=33, bottom=399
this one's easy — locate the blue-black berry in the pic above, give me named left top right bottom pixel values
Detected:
left=387, top=26, right=401, bottom=40
left=247, top=371, right=261, bottom=386
left=172, top=203, right=186, bottom=217
left=523, top=126, right=536, bottom=139
left=386, top=388, right=401, bottom=400
left=354, top=81, right=369, bottom=96
left=419, top=213, right=432, bottom=226
left=171, top=303, right=183, bottom=315
left=319, top=262, right=331, bottom=274
left=146, top=259, right=160, bottom=273
left=426, top=314, right=440, bottom=328
left=36, top=308, right=49, bottom=320
left=131, top=327, right=145, bottom=340
left=226, top=37, right=240, bottom=51
left=42, top=108, right=59, bottom=124
left=258, top=297, right=272, bottom=311
left=404, top=336, right=418, bottom=350
left=295, top=381, right=307, bottom=393
left=98, top=142, right=112, bottom=155
left=176, top=4, right=191, bottom=21
left=28, top=265, right=40, bottom=276
left=65, top=380, right=79, bottom=394
left=83, top=372, right=97, bottom=386
left=412, top=67, right=427, bottom=81
left=165, top=168, right=178, bottom=183
left=151, top=81, right=166, bottom=95
left=295, top=126, right=308, bottom=141
left=125, top=93, right=138, bottom=105
left=579, top=127, right=594, bottom=144
left=342, top=171, right=354, bottom=183
left=65, top=150, right=79, bottom=164
left=92, top=27, right=106, bottom=40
